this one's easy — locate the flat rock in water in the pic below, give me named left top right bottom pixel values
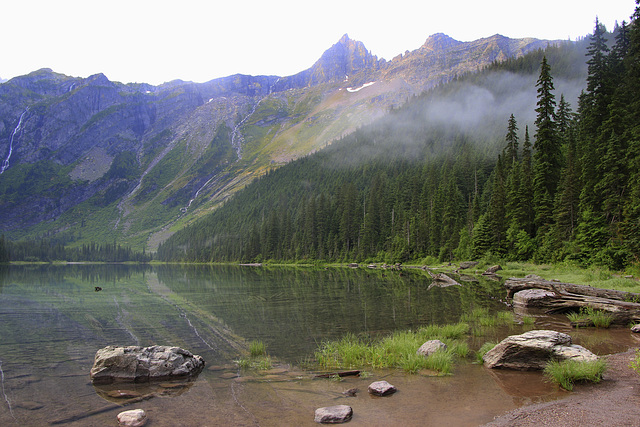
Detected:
left=459, top=261, right=479, bottom=270
left=117, top=409, right=147, bottom=427
left=90, top=345, right=204, bottom=384
left=314, top=405, right=353, bottom=423
left=632, top=324, right=640, bottom=333
left=513, top=289, right=556, bottom=308
left=416, top=339, right=447, bottom=357
left=368, top=380, right=397, bottom=396
left=483, top=330, right=597, bottom=370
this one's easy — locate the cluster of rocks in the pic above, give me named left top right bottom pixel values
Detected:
left=89, top=345, right=205, bottom=426
left=96, top=317, right=605, bottom=424
left=314, top=338, right=447, bottom=423
left=314, top=380, right=397, bottom=423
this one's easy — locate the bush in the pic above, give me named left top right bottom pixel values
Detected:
left=543, top=359, right=607, bottom=391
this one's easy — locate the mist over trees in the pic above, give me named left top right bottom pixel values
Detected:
left=158, top=6, right=640, bottom=270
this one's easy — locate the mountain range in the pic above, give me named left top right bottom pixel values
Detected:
left=0, top=33, right=561, bottom=251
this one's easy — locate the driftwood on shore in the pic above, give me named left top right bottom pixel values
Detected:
left=506, top=276, right=640, bottom=325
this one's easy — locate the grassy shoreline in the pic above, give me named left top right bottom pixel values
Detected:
left=7, top=258, right=638, bottom=293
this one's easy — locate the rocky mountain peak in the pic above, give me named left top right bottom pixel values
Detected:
left=311, top=34, right=379, bottom=83
left=421, top=33, right=463, bottom=51
left=338, top=33, right=352, bottom=44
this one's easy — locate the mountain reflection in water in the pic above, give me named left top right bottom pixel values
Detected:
left=0, top=264, right=635, bottom=426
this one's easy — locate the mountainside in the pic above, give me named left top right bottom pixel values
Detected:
left=156, top=39, right=592, bottom=263
left=156, top=19, right=640, bottom=270
left=0, top=33, right=562, bottom=251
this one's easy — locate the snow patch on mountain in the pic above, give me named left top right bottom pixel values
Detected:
left=346, top=81, right=376, bottom=93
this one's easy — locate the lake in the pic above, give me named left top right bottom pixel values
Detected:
left=0, top=264, right=635, bottom=426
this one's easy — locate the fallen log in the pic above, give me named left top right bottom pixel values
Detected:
left=505, top=276, right=640, bottom=325
left=504, top=276, right=640, bottom=301
left=314, top=370, right=361, bottom=378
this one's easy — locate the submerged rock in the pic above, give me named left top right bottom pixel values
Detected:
left=90, top=345, right=205, bottom=384
left=342, top=387, right=358, bottom=397
left=368, top=380, right=397, bottom=396
left=483, top=330, right=597, bottom=370
left=314, top=405, right=353, bottom=423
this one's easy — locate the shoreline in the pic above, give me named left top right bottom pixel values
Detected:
left=483, top=348, right=640, bottom=426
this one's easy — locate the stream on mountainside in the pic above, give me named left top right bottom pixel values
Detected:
left=1, top=108, right=28, bottom=175
left=0, top=264, right=636, bottom=426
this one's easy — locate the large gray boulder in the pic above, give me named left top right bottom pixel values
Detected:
left=90, top=345, right=205, bottom=384
left=483, top=330, right=597, bottom=370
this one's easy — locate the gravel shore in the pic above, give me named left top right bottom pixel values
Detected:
left=483, top=349, right=640, bottom=426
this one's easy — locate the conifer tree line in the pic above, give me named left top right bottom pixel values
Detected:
left=158, top=3, right=640, bottom=269
left=0, top=237, right=151, bottom=263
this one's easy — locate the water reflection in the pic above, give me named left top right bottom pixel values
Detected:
left=0, top=264, right=635, bottom=426
left=93, top=377, right=198, bottom=405
left=154, top=265, right=508, bottom=361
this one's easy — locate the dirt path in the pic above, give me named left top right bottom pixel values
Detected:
left=484, top=349, right=640, bottom=426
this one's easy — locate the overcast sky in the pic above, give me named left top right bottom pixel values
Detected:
left=1, top=0, right=636, bottom=85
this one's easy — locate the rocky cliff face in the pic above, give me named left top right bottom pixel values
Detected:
left=0, top=33, right=561, bottom=250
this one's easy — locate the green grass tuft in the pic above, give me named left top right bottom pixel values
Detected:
left=543, top=359, right=607, bottom=391
left=249, top=340, right=267, bottom=357
left=566, top=307, right=614, bottom=328
left=314, top=323, right=469, bottom=374
left=236, top=340, right=272, bottom=370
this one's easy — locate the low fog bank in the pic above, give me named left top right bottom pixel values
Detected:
left=423, top=71, right=584, bottom=141
left=328, top=69, right=586, bottom=167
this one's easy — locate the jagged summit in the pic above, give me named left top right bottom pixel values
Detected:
left=277, top=33, right=379, bottom=88
left=421, top=33, right=463, bottom=51
left=339, top=33, right=352, bottom=44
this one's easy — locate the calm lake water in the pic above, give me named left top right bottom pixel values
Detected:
left=0, top=264, right=636, bottom=426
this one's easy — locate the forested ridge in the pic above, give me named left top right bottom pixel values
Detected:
left=158, top=6, right=640, bottom=269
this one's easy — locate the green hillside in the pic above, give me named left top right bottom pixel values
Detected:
left=158, top=18, right=640, bottom=270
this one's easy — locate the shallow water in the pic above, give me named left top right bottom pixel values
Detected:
left=0, top=264, right=636, bottom=426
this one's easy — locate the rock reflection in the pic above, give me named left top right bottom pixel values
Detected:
left=485, top=367, right=562, bottom=405
left=93, top=377, right=198, bottom=405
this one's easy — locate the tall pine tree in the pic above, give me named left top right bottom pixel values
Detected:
left=532, top=56, right=560, bottom=230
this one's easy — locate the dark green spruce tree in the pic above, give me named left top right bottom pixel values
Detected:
left=622, top=1, right=640, bottom=263
left=532, top=56, right=560, bottom=231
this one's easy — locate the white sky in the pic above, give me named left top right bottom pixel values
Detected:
left=0, top=0, right=636, bottom=85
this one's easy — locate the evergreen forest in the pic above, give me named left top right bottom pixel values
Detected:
left=158, top=6, right=640, bottom=270
left=0, top=236, right=151, bottom=263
